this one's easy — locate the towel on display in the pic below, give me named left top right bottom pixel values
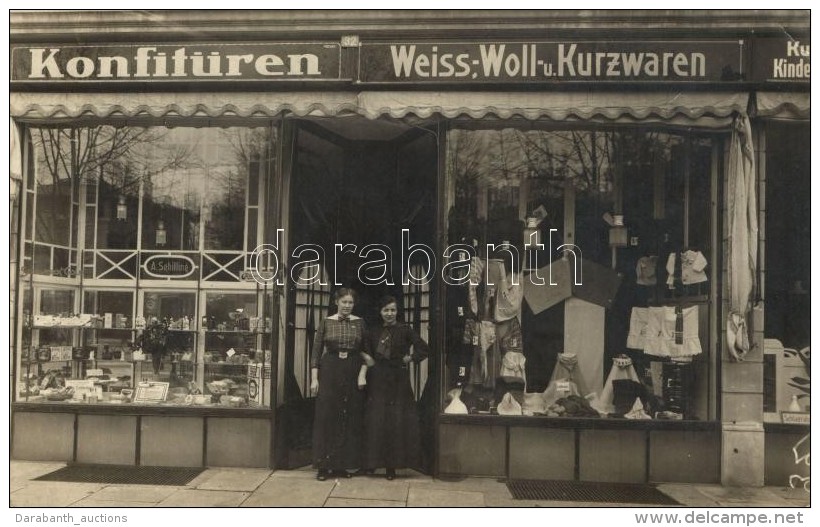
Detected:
left=626, top=307, right=649, bottom=350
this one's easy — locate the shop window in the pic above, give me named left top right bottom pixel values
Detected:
left=17, top=122, right=277, bottom=408
left=444, top=126, right=715, bottom=421
left=763, top=122, right=810, bottom=350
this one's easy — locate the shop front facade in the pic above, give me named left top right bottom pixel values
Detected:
left=9, top=10, right=810, bottom=486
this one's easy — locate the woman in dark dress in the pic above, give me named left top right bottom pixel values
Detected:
left=310, top=288, right=373, bottom=481
left=363, top=296, right=430, bottom=480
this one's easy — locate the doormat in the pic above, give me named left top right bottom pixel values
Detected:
left=35, top=465, right=205, bottom=486
left=507, top=479, right=681, bottom=505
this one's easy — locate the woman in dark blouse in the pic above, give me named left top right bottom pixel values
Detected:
left=363, top=295, right=430, bottom=480
left=310, top=288, right=373, bottom=481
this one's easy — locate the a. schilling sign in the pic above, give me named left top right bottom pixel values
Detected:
left=10, top=43, right=342, bottom=82
left=358, top=41, right=745, bottom=83
left=142, top=255, right=197, bottom=279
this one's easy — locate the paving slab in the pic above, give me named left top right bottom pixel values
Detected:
left=241, top=476, right=336, bottom=507
left=80, top=485, right=180, bottom=503
left=407, top=487, right=485, bottom=507
left=157, top=489, right=250, bottom=507
left=325, top=497, right=406, bottom=507
left=697, top=486, right=792, bottom=507
left=195, top=468, right=272, bottom=491
left=767, top=487, right=811, bottom=505
left=270, top=469, right=321, bottom=479
left=10, top=482, right=106, bottom=507
left=69, top=497, right=158, bottom=507
left=655, top=484, right=721, bottom=507
left=330, top=477, right=410, bottom=502
left=411, top=476, right=512, bottom=498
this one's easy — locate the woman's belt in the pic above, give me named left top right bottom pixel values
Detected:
left=329, top=348, right=357, bottom=359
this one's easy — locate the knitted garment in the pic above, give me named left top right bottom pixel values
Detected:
left=666, top=250, right=708, bottom=287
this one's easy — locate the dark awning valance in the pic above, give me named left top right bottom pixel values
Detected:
left=11, top=91, right=749, bottom=127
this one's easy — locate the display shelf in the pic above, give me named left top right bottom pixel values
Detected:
left=203, top=329, right=265, bottom=334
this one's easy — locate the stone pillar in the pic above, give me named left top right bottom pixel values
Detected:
left=721, top=304, right=765, bottom=486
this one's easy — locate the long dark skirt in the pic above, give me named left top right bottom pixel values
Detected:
left=363, top=362, right=420, bottom=469
left=312, top=353, right=364, bottom=470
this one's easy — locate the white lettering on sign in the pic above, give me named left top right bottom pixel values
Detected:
left=387, top=43, right=710, bottom=80
left=773, top=41, right=811, bottom=79
left=24, top=46, right=323, bottom=80
left=558, top=44, right=706, bottom=78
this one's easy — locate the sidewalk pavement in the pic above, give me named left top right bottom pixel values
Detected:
left=9, top=460, right=810, bottom=508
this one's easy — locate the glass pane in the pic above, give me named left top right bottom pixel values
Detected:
left=763, top=121, right=810, bottom=350
left=83, top=290, right=134, bottom=327
left=76, top=126, right=170, bottom=250
left=141, top=127, right=203, bottom=251
left=39, top=289, right=74, bottom=315
left=202, top=129, right=262, bottom=250
left=204, top=292, right=260, bottom=365
left=32, top=128, right=73, bottom=246
left=143, top=291, right=197, bottom=327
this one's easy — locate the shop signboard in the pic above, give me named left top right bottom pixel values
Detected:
left=11, top=42, right=343, bottom=82
left=749, top=38, right=810, bottom=83
left=359, top=40, right=745, bottom=83
left=143, top=255, right=197, bottom=279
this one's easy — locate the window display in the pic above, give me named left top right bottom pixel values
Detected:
left=15, top=124, right=276, bottom=408
left=444, top=126, right=715, bottom=420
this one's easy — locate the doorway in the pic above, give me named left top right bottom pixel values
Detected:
left=276, top=117, right=438, bottom=472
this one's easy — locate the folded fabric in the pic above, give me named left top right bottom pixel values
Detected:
left=500, top=351, right=526, bottom=381
left=726, top=311, right=750, bottom=361
left=444, top=388, right=469, bottom=414
left=636, top=256, right=658, bottom=286
left=497, top=392, right=523, bottom=415
left=592, top=355, right=642, bottom=415
left=624, top=397, right=652, bottom=419
left=495, top=270, right=524, bottom=322
left=612, top=379, right=647, bottom=415
left=522, top=391, right=547, bottom=415
left=522, top=265, right=572, bottom=315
